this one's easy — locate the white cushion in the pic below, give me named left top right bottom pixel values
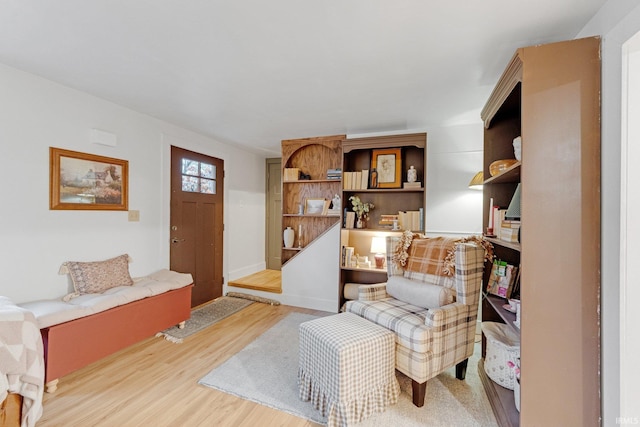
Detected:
left=19, top=299, right=92, bottom=329
left=105, top=285, right=153, bottom=302
left=386, top=275, right=454, bottom=309
left=134, top=279, right=173, bottom=296
left=66, top=292, right=128, bottom=313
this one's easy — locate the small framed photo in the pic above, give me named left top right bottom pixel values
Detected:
left=371, top=148, right=402, bottom=188
left=304, top=198, right=325, bottom=215
left=50, top=147, right=129, bottom=211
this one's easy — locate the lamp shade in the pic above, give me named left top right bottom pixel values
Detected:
left=370, top=236, right=386, bottom=254
left=468, top=171, right=484, bottom=190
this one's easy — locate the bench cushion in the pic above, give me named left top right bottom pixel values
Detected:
left=19, top=269, right=192, bottom=329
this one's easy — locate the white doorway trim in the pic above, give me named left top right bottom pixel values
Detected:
left=620, top=31, right=640, bottom=422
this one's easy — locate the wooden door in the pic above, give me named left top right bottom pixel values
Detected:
left=265, top=158, right=282, bottom=270
left=170, top=146, right=224, bottom=307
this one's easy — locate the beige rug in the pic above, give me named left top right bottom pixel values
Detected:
left=156, top=296, right=253, bottom=343
left=199, top=312, right=498, bottom=426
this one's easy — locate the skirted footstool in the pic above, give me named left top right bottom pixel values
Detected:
left=298, top=312, right=400, bottom=427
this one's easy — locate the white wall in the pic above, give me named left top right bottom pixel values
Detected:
left=0, top=63, right=266, bottom=304
left=577, top=1, right=640, bottom=424
left=425, top=123, right=483, bottom=236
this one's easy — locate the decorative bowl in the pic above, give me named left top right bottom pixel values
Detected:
left=489, top=159, right=518, bottom=176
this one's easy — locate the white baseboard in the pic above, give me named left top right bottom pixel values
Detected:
left=228, top=262, right=266, bottom=282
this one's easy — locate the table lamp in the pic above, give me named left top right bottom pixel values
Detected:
left=370, top=237, right=387, bottom=269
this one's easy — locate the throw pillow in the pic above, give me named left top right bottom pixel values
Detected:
left=404, top=237, right=457, bottom=277
left=60, top=254, right=133, bottom=297
left=386, top=276, right=454, bottom=309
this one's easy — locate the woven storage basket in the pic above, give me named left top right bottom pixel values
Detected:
left=482, top=321, right=520, bottom=390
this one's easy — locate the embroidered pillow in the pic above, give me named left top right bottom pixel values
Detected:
left=61, top=254, right=133, bottom=297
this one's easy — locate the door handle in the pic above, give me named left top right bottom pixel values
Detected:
left=171, top=238, right=185, bottom=244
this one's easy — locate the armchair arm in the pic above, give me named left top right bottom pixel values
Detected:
left=424, top=302, right=476, bottom=369
left=357, top=283, right=389, bottom=301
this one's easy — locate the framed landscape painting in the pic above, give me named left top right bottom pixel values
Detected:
left=50, top=147, right=129, bottom=210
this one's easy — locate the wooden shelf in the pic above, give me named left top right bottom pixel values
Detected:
left=485, top=237, right=521, bottom=252
left=478, top=359, right=520, bottom=427
left=283, top=179, right=341, bottom=184
left=342, top=188, right=424, bottom=193
left=484, top=294, right=520, bottom=333
left=281, top=135, right=344, bottom=265
left=283, top=214, right=340, bottom=218
left=341, top=266, right=387, bottom=273
left=484, top=162, right=521, bottom=184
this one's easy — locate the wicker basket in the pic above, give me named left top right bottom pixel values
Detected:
left=482, top=321, right=520, bottom=390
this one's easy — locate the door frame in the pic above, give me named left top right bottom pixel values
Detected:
left=161, top=133, right=228, bottom=295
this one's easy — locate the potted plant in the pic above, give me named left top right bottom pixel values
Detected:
left=349, top=195, right=374, bottom=229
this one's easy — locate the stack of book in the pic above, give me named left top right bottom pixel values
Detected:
left=326, top=168, right=342, bottom=180
left=379, top=214, right=399, bottom=228
left=499, top=220, right=521, bottom=243
left=402, top=181, right=422, bottom=189
left=343, top=170, right=369, bottom=190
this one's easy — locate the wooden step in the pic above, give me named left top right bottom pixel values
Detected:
left=228, top=269, right=282, bottom=294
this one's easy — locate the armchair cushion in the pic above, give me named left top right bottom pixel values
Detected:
left=344, top=298, right=431, bottom=352
left=386, top=276, right=454, bottom=309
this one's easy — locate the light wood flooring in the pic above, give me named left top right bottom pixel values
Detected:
left=227, top=269, right=282, bottom=294
left=39, top=302, right=325, bottom=427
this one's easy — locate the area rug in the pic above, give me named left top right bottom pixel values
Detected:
left=198, top=312, right=498, bottom=426
left=156, top=296, right=254, bottom=343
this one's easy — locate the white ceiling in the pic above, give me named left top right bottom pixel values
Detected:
left=0, top=1, right=606, bottom=156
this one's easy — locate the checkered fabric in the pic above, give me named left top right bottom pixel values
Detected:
left=344, top=298, right=430, bottom=352
left=298, top=312, right=400, bottom=427
left=347, top=240, right=485, bottom=385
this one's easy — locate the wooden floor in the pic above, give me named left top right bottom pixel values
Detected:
left=39, top=303, right=325, bottom=427
left=228, top=269, right=282, bottom=294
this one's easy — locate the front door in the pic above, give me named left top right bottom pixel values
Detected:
left=170, top=146, right=224, bottom=307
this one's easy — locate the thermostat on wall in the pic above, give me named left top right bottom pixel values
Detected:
left=90, top=128, right=117, bottom=147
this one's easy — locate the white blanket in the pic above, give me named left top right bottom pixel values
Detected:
left=0, top=296, right=44, bottom=427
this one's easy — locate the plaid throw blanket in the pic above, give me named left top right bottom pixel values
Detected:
left=0, top=296, right=44, bottom=427
left=394, top=233, right=494, bottom=276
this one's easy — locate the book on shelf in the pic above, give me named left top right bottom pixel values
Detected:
left=341, top=246, right=356, bottom=267
left=326, top=168, right=342, bottom=180
left=402, top=181, right=422, bottom=189
left=379, top=214, right=399, bottom=226
left=398, top=210, right=421, bottom=231
left=499, top=220, right=521, bottom=243
left=344, top=211, right=356, bottom=229
left=493, top=207, right=506, bottom=238
left=342, top=169, right=370, bottom=190
left=321, top=199, right=331, bottom=215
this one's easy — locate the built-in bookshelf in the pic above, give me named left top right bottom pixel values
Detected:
left=281, top=135, right=344, bottom=265
left=338, top=133, right=426, bottom=306
left=479, top=37, right=601, bottom=427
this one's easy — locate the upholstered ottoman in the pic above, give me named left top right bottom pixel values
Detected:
left=298, top=312, right=400, bottom=427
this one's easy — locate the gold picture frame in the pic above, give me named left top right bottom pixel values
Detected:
left=50, top=147, right=129, bottom=211
left=371, top=148, right=402, bottom=188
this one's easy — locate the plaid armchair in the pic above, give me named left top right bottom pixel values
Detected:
left=344, top=236, right=485, bottom=407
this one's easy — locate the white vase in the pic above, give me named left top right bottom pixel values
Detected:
left=407, top=165, right=417, bottom=182
left=283, top=227, right=294, bottom=248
